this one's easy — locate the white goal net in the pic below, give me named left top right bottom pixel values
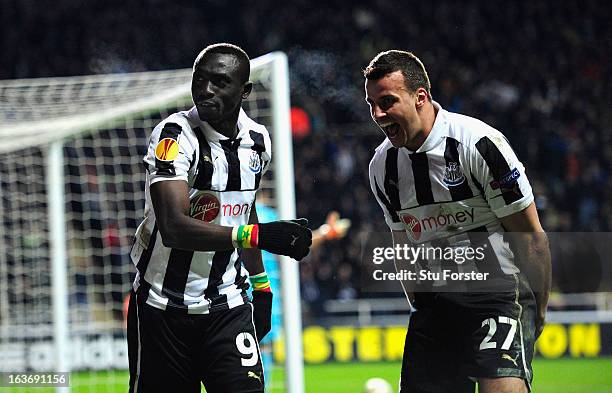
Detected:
left=0, top=52, right=303, bottom=392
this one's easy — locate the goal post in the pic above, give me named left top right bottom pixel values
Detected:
left=268, top=52, right=305, bottom=393
left=47, top=140, right=69, bottom=393
left=0, top=52, right=304, bottom=392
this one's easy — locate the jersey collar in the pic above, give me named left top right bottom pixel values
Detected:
left=406, top=100, right=449, bottom=153
left=188, top=106, right=250, bottom=142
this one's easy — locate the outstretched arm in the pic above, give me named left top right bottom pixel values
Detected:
left=151, top=180, right=312, bottom=260
left=151, top=180, right=233, bottom=251
left=311, top=211, right=351, bottom=250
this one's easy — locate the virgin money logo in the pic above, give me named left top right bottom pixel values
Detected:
left=400, top=208, right=475, bottom=241
left=190, top=193, right=220, bottom=222
left=401, top=213, right=422, bottom=240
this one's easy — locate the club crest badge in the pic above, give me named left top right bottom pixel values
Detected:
left=443, top=162, right=466, bottom=186
left=249, top=151, right=262, bottom=174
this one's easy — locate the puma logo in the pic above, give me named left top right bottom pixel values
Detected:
left=501, top=353, right=519, bottom=367
left=247, top=371, right=262, bottom=384
left=290, top=235, right=299, bottom=246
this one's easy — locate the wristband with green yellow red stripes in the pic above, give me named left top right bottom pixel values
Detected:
left=232, top=224, right=259, bottom=249
left=249, top=272, right=271, bottom=292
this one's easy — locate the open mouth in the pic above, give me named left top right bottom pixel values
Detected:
left=379, top=122, right=401, bottom=140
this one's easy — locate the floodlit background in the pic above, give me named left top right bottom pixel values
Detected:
left=1, top=1, right=611, bottom=392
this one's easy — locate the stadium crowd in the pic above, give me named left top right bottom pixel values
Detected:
left=2, top=0, right=610, bottom=319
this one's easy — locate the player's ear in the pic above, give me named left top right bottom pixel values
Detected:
left=241, top=82, right=253, bottom=99
left=415, top=88, right=428, bottom=108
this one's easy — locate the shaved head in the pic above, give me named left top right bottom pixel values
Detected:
left=194, top=43, right=250, bottom=84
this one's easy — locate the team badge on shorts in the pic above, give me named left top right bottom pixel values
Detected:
left=155, top=138, right=179, bottom=161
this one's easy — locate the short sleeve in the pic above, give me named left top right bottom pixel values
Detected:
left=469, top=133, right=534, bottom=218
left=369, top=157, right=405, bottom=231
left=143, top=121, right=196, bottom=185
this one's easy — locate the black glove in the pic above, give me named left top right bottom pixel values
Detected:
left=257, top=218, right=312, bottom=260
left=252, top=290, right=273, bottom=341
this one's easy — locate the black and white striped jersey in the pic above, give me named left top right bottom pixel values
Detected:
left=131, top=107, right=272, bottom=314
left=369, top=101, right=534, bottom=277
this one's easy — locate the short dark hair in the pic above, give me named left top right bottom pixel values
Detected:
left=364, top=50, right=432, bottom=99
left=193, top=43, right=250, bottom=83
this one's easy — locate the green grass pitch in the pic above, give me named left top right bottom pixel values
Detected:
left=269, top=359, right=612, bottom=393
left=4, top=358, right=612, bottom=392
